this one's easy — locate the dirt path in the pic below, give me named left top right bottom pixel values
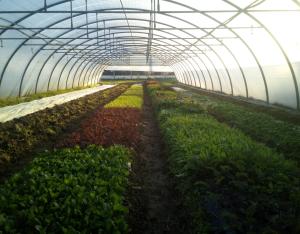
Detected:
left=129, top=84, right=183, bottom=234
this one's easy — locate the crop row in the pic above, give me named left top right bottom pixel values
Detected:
left=0, top=145, right=132, bottom=233
left=58, top=84, right=143, bottom=149
left=178, top=83, right=300, bottom=125
left=146, top=81, right=300, bottom=233
left=207, top=102, right=300, bottom=163
left=105, top=84, right=143, bottom=109
left=171, top=82, right=300, bottom=164
left=0, top=84, right=130, bottom=177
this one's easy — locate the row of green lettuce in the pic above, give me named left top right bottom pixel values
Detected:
left=105, top=84, right=143, bottom=109
left=0, top=145, right=132, bottom=233
left=146, top=81, right=300, bottom=234
left=170, top=83, right=300, bottom=164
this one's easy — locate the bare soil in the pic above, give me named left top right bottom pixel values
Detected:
left=128, top=84, right=185, bottom=234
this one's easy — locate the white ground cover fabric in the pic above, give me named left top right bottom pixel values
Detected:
left=172, top=87, right=186, bottom=92
left=0, top=85, right=115, bottom=123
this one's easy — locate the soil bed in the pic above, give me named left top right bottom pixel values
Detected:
left=128, top=84, right=184, bottom=234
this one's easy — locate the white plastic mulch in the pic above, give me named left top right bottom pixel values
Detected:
left=172, top=87, right=186, bottom=92
left=0, top=85, right=115, bottom=123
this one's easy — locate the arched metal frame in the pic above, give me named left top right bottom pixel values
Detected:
left=0, top=0, right=299, bottom=109
left=0, top=5, right=263, bottom=96
left=27, top=18, right=224, bottom=96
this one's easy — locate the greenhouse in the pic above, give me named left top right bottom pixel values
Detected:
left=0, top=0, right=300, bottom=233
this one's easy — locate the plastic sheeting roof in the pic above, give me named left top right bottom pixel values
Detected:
left=0, top=0, right=300, bottom=109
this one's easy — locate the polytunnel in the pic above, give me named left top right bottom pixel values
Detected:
left=0, top=0, right=300, bottom=108
left=1, top=1, right=300, bottom=234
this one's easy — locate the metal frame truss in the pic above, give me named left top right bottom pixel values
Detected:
left=0, top=0, right=299, bottom=110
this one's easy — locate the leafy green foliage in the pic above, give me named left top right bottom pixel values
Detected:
left=180, top=83, right=300, bottom=125
left=161, top=114, right=300, bottom=233
left=147, top=83, right=204, bottom=115
left=105, top=85, right=143, bottom=109
left=160, top=82, right=300, bottom=164
left=146, top=81, right=300, bottom=234
left=0, top=84, right=130, bottom=172
left=0, top=145, right=131, bottom=233
left=0, top=85, right=99, bottom=108
left=208, top=102, right=300, bottom=163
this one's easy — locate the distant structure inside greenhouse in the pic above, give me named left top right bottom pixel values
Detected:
left=102, top=70, right=175, bottom=80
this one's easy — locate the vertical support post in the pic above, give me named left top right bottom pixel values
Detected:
left=113, top=33, right=115, bottom=57
left=154, top=0, right=156, bottom=28
left=70, top=0, right=73, bottom=29
left=96, top=13, right=99, bottom=45
left=104, top=20, right=106, bottom=50
left=44, top=0, right=47, bottom=11
left=85, top=0, right=89, bottom=38
left=109, top=28, right=111, bottom=54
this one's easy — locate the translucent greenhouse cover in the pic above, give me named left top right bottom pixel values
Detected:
left=0, top=84, right=114, bottom=122
left=0, top=0, right=300, bottom=109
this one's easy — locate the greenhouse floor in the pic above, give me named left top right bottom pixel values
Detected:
left=128, top=85, right=181, bottom=233
left=0, top=80, right=299, bottom=233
